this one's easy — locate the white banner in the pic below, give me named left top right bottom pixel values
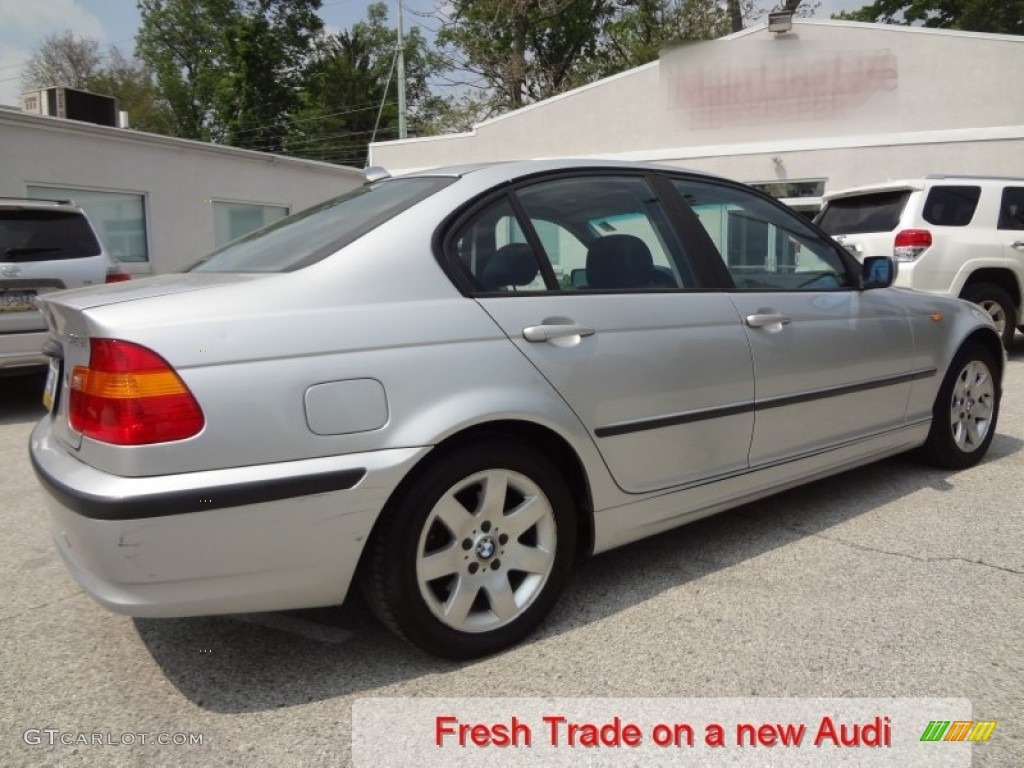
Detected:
left=353, top=697, right=977, bottom=766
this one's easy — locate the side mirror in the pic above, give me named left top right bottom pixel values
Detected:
left=570, top=268, right=588, bottom=288
left=862, top=256, right=896, bottom=289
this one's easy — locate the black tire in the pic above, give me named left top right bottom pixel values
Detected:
left=961, top=283, right=1016, bottom=349
left=361, top=439, right=576, bottom=659
left=919, top=341, right=1000, bottom=469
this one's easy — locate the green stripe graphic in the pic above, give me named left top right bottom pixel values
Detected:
left=920, top=721, right=950, bottom=741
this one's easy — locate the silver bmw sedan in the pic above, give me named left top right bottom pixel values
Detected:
left=29, top=160, right=1002, bottom=659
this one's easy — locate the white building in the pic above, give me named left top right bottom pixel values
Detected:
left=1, top=108, right=364, bottom=274
left=370, top=19, right=1024, bottom=213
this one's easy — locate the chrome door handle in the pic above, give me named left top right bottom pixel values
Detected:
left=745, top=313, right=792, bottom=329
left=523, top=324, right=595, bottom=342
left=1012, top=240, right=1024, bottom=249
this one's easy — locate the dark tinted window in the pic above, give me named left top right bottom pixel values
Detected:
left=0, top=210, right=102, bottom=261
left=922, top=186, right=981, bottom=227
left=816, top=191, right=910, bottom=234
left=191, top=178, right=451, bottom=273
left=998, top=187, right=1024, bottom=231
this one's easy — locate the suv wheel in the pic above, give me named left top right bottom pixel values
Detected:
left=961, top=283, right=1015, bottom=349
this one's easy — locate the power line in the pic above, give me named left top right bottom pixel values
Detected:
left=223, top=101, right=387, bottom=138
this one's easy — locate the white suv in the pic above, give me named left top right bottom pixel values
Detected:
left=816, top=175, right=1024, bottom=348
left=0, top=198, right=129, bottom=373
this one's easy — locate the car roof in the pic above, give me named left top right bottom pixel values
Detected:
left=394, top=158, right=720, bottom=184
left=0, top=197, right=83, bottom=212
left=822, top=180, right=925, bottom=202
left=824, top=174, right=1024, bottom=202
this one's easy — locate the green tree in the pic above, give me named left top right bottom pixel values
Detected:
left=135, top=0, right=322, bottom=142
left=21, top=33, right=174, bottom=135
left=135, top=0, right=233, bottom=139
left=86, top=47, right=176, bottom=134
left=835, top=0, right=1023, bottom=34
left=287, top=3, right=447, bottom=165
left=217, top=0, right=323, bottom=151
left=598, top=0, right=733, bottom=74
left=435, top=1, right=816, bottom=121
left=436, top=0, right=619, bottom=115
left=20, top=31, right=101, bottom=91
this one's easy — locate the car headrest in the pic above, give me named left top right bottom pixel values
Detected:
left=481, top=243, right=539, bottom=290
left=586, top=234, right=654, bottom=289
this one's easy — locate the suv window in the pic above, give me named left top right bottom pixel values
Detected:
left=816, top=190, right=910, bottom=234
left=998, top=187, right=1024, bottom=231
left=922, top=186, right=981, bottom=227
left=674, top=179, right=851, bottom=291
left=0, top=210, right=102, bottom=261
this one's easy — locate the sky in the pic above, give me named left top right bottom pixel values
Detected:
left=0, top=0, right=868, bottom=106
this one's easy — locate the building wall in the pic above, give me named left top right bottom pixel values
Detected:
left=1, top=110, right=364, bottom=274
left=370, top=20, right=1024, bottom=195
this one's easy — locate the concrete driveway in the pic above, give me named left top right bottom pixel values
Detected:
left=0, top=347, right=1020, bottom=766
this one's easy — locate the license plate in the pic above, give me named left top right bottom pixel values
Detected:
left=0, top=290, right=37, bottom=313
left=43, top=358, right=60, bottom=413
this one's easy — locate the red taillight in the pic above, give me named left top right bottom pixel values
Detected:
left=893, top=229, right=932, bottom=262
left=69, top=339, right=204, bottom=445
left=105, top=270, right=132, bottom=283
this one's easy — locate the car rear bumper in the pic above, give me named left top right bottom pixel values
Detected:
left=30, top=417, right=429, bottom=617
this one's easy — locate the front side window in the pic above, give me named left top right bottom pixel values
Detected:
left=922, top=186, right=981, bottom=227
left=27, top=185, right=147, bottom=262
left=674, top=179, right=851, bottom=291
left=450, top=175, right=695, bottom=293
left=192, top=177, right=450, bottom=273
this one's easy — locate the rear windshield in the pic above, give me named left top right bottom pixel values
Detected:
left=190, top=177, right=452, bottom=273
left=0, top=210, right=102, bottom=261
left=815, top=190, right=910, bottom=235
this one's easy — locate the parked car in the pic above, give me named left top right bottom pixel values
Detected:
left=0, top=197, right=129, bottom=374
left=29, top=160, right=1002, bottom=659
left=815, top=175, right=1024, bottom=348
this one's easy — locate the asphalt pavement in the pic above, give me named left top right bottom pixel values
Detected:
left=0, top=348, right=1020, bottom=767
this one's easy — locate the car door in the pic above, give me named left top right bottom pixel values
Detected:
left=446, top=173, right=755, bottom=494
left=668, top=177, right=918, bottom=467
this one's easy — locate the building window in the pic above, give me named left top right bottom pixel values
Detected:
left=27, top=185, right=148, bottom=263
left=748, top=180, right=826, bottom=199
left=214, top=201, right=289, bottom=247
left=748, top=179, right=827, bottom=220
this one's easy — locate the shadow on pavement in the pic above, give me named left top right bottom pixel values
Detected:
left=0, top=371, right=47, bottom=426
left=134, top=430, right=1022, bottom=714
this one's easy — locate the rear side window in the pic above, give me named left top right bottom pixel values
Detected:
left=998, top=187, right=1024, bottom=230
left=0, top=210, right=102, bottom=261
left=922, top=186, right=981, bottom=227
left=190, top=177, right=451, bottom=273
left=816, top=191, right=910, bottom=234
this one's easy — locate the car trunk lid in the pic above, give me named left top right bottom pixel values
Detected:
left=37, top=272, right=266, bottom=451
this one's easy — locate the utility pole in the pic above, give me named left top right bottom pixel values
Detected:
left=396, top=0, right=407, bottom=139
